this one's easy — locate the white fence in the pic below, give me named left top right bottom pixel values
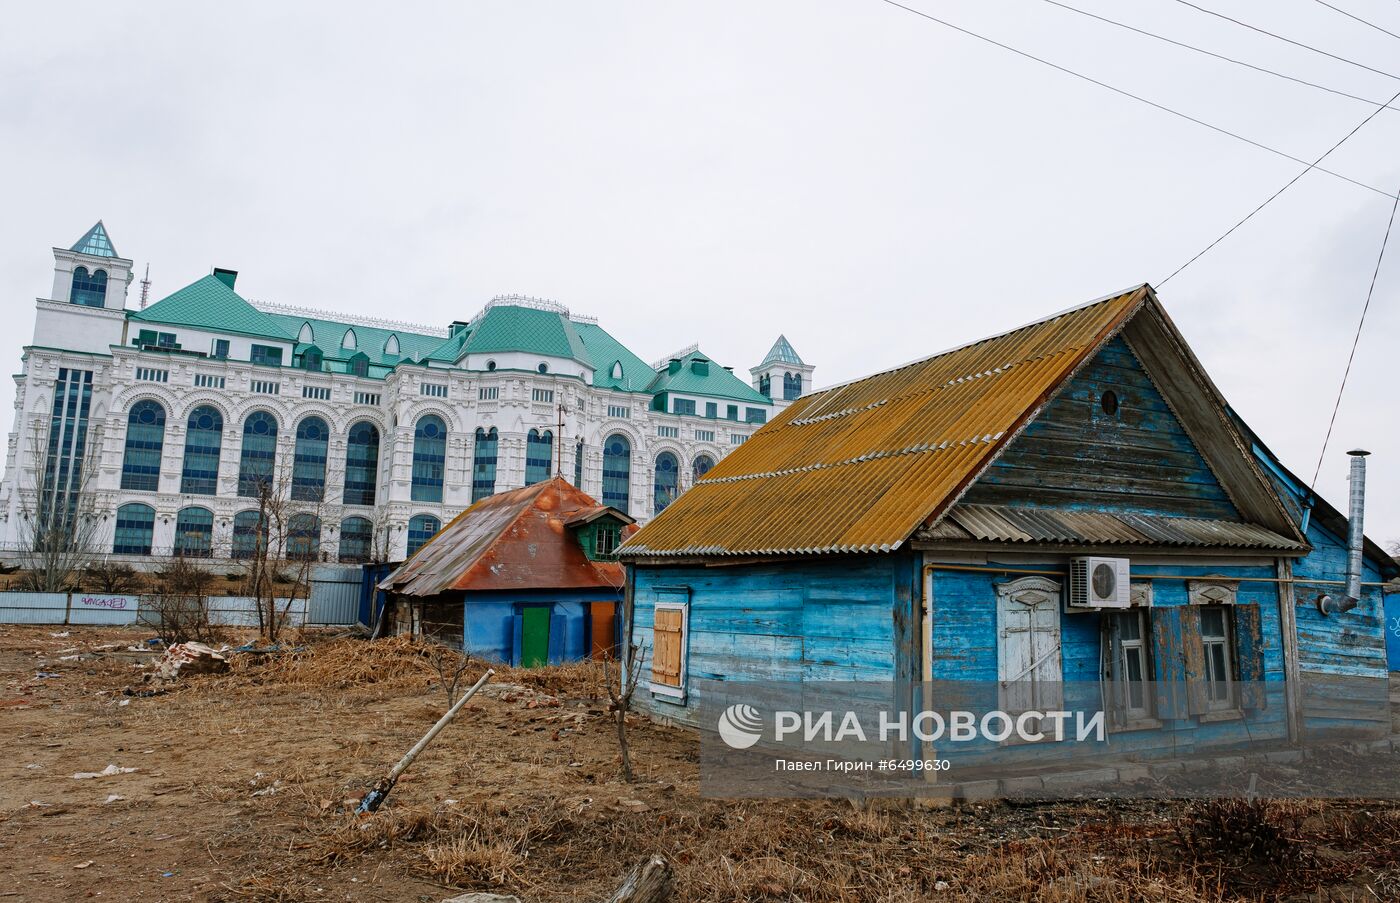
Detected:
left=0, top=592, right=315, bottom=628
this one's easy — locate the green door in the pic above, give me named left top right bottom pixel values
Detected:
left=521, top=606, right=551, bottom=668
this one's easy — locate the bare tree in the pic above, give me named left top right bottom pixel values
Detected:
left=147, top=556, right=217, bottom=644
left=236, top=454, right=341, bottom=643
left=12, top=417, right=106, bottom=593
left=604, top=573, right=647, bottom=783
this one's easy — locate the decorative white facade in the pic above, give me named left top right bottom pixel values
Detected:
left=0, top=224, right=812, bottom=563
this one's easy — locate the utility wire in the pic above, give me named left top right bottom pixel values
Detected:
left=1311, top=0, right=1400, bottom=42
left=1039, top=0, right=1400, bottom=110
left=875, top=0, right=1396, bottom=198
left=1310, top=179, right=1400, bottom=487
left=1161, top=87, right=1400, bottom=284
left=1170, top=0, right=1400, bottom=81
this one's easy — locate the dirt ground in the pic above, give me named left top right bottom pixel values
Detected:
left=3, top=626, right=1400, bottom=903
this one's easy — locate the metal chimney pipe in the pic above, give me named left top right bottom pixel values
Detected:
left=1318, top=449, right=1369, bottom=616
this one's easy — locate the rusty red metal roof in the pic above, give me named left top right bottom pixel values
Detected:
left=379, top=477, right=631, bottom=596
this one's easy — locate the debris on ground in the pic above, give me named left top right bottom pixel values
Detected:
left=151, top=641, right=229, bottom=681
left=72, top=764, right=138, bottom=779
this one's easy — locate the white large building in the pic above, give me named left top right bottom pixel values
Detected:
left=0, top=223, right=814, bottom=562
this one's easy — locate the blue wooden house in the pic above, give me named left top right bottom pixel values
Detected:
left=619, top=285, right=1397, bottom=765
left=379, top=478, right=634, bottom=666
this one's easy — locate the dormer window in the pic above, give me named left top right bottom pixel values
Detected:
left=298, top=322, right=315, bottom=344
left=611, top=360, right=624, bottom=380
left=341, top=328, right=358, bottom=351
left=349, top=353, right=370, bottom=378
left=302, top=348, right=323, bottom=372
left=384, top=334, right=400, bottom=356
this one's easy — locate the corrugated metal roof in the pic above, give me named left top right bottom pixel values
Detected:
left=933, top=505, right=1305, bottom=551
left=619, top=287, right=1153, bottom=557
left=380, top=477, right=630, bottom=596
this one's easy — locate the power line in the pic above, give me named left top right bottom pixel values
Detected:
left=1310, top=179, right=1399, bottom=487
left=1038, top=0, right=1400, bottom=111
left=1311, top=0, right=1400, bottom=42
left=874, top=0, right=1396, bottom=198
left=1161, top=87, right=1400, bottom=285
left=1170, top=0, right=1400, bottom=81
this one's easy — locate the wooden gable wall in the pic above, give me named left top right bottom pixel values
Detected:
left=960, top=336, right=1240, bottom=521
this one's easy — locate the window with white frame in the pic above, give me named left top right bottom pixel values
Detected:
left=478, top=386, right=499, bottom=401
left=607, top=405, right=630, bottom=419
left=1199, top=606, right=1235, bottom=711
left=136, top=367, right=169, bottom=383
left=657, top=425, right=679, bottom=438
left=251, top=379, right=280, bottom=395
left=194, top=373, right=225, bottom=389
left=353, top=391, right=380, bottom=405
left=421, top=382, right=448, bottom=398
left=1105, top=609, right=1154, bottom=726
left=302, top=385, right=331, bottom=400
left=694, top=429, right=715, bottom=443
left=650, top=592, right=690, bottom=699
left=532, top=388, right=554, bottom=403
left=731, top=433, right=748, bottom=445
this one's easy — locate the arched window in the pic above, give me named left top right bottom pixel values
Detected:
left=120, top=400, right=166, bottom=491
left=384, top=334, right=400, bottom=356
left=573, top=438, right=585, bottom=488
left=341, top=328, right=358, bottom=350
left=610, top=360, right=623, bottom=380
left=784, top=371, right=802, bottom=401
left=69, top=266, right=108, bottom=307
left=654, top=451, right=679, bottom=516
left=237, top=411, right=279, bottom=497
left=349, top=354, right=370, bottom=378
left=602, top=434, right=631, bottom=513
left=343, top=421, right=380, bottom=506
left=339, top=516, right=373, bottom=563
left=411, top=414, right=447, bottom=502
left=471, top=427, right=499, bottom=502
left=759, top=373, right=772, bottom=398
left=537, top=362, right=549, bottom=374
left=525, top=429, right=552, bottom=484
left=292, top=416, right=329, bottom=502
left=286, top=513, right=321, bottom=561
left=407, top=514, right=440, bottom=557
left=174, top=506, right=213, bottom=558
left=181, top=406, right=224, bottom=495
left=232, top=510, right=266, bottom=560
left=692, top=454, right=715, bottom=483
left=112, top=503, right=155, bottom=555
left=298, top=322, right=315, bottom=343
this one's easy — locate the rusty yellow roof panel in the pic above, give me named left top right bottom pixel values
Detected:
left=620, top=286, right=1150, bottom=557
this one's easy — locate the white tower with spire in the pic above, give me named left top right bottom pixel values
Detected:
left=34, top=221, right=134, bottom=354
left=750, top=334, right=814, bottom=415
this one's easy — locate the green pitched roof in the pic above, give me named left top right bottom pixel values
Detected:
left=460, top=304, right=593, bottom=366
left=573, top=321, right=656, bottom=392
left=70, top=221, right=118, bottom=259
left=264, top=313, right=446, bottom=367
left=759, top=334, right=804, bottom=367
left=132, top=275, right=296, bottom=340
left=648, top=350, right=771, bottom=404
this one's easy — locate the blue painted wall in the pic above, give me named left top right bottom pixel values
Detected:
left=1385, top=593, right=1400, bottom=672
left=928, top=559, right=1287, bottom=766
left=460, top=588, right=621, bottom=665
left=632, top=554, right=917, bottom=728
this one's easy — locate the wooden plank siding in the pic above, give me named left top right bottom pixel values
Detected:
left=961, top=337, right=1240, bottom=521
left=633, top=555, right=913, bottom=729
left=926, top=558, right=1288, bottom=768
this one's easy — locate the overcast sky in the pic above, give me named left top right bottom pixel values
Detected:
left=1, top=0, right=1397, bottom=546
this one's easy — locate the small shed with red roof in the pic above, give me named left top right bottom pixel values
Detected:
left=379, top=477, right=635, bottom=665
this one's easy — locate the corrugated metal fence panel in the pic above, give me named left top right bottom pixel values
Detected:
left=0, top=592, right=69, bottom=625
left=68, top=594, right=140, bottom=626
left=309, top=566, right=363, bottom=626
left=206, top=596, right=307, bottom=628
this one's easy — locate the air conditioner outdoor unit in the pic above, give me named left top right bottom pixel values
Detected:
left=1068, top=556, right=1131, bottom=609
